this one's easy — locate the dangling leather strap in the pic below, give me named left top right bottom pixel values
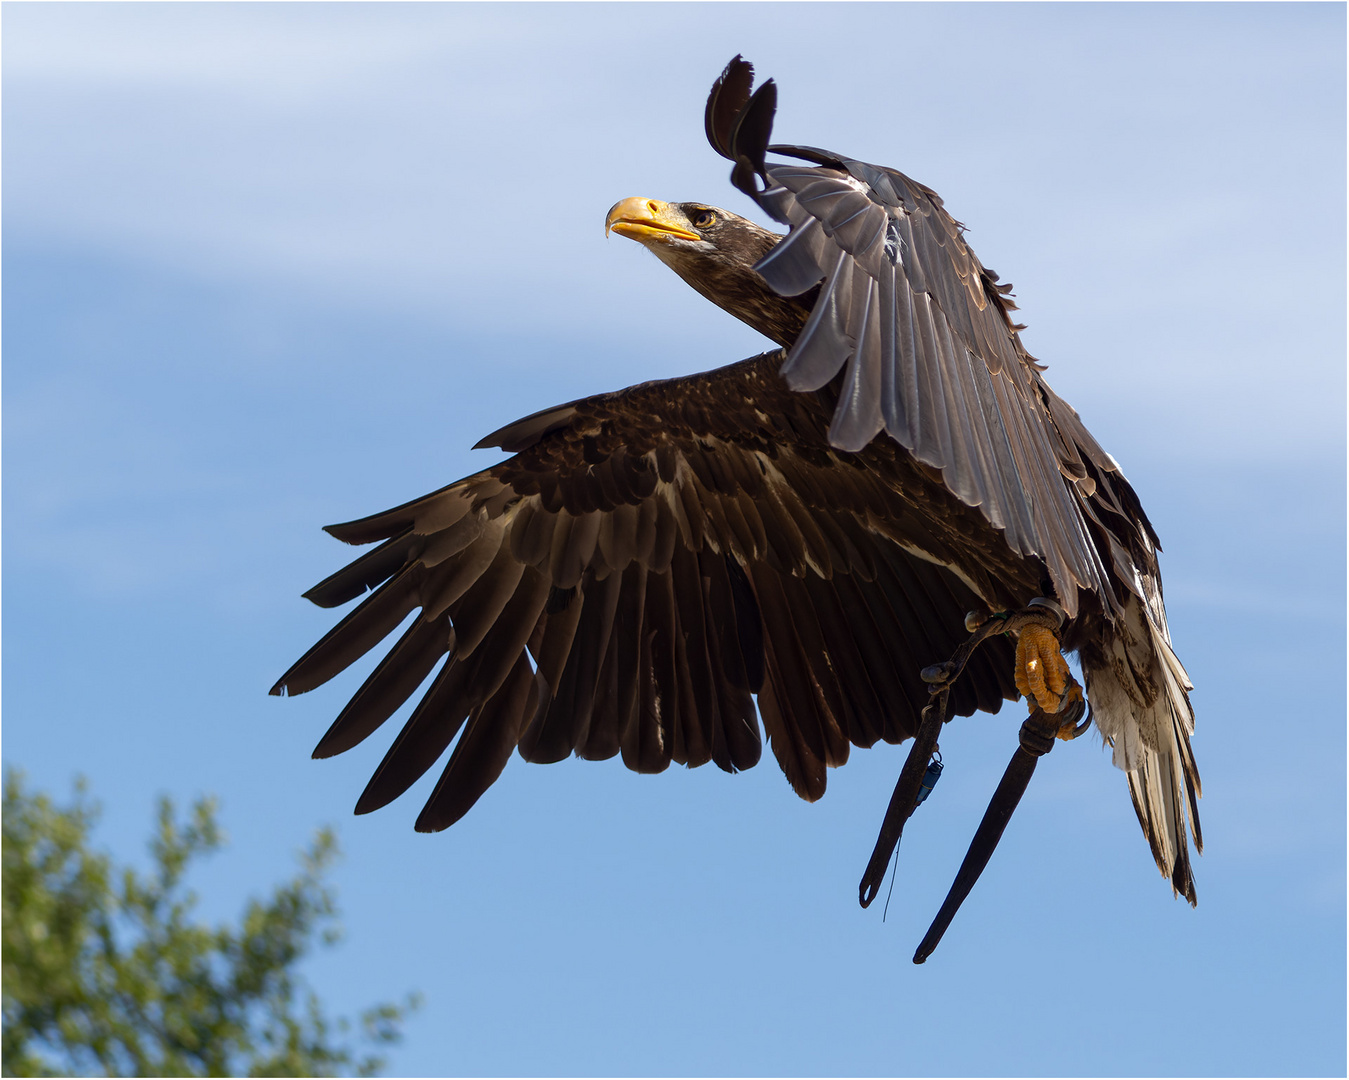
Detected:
left=858, top=690, right=948, bottom=907
left=911, top=707, right=1062, bottom=963
left=856, top=598, right=1087, bottom=960
left=857, top=612, right=1010, bottom=907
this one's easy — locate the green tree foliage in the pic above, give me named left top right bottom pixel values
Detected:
left=2, top=771, right=418, bottom=1077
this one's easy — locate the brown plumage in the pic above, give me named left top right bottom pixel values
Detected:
left=274, top=56, right=1201, bottom=905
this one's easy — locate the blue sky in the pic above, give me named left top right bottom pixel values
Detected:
left=4, top=4, right=1344, bottom=1075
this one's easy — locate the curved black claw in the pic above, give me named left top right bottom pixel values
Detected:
left=1058, top=702, right=1093, bottom=741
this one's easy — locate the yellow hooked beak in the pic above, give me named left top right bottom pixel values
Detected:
left=605, top=197, right=701, bottom=244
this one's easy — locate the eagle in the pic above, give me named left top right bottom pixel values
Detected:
left=273, top=57, right=1201, bottom=935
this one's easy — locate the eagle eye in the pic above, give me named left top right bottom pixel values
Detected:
left=690, top=209, right=717, bottom=230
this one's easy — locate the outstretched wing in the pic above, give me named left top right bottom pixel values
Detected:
left=706, top=58, right=1121, bottom=620
left=706, top=58, right=1202, bottom=900
left=273, top=353, right=1021, bottom=830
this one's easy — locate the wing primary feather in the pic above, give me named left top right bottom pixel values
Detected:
left=966, top=349, right=1037, bottom=552
left=312, top=616, right=451, bottom=759
left=925, top=313, right=976, bottom=505
left=641, top=569, right=681, bottom=766
left=893, top=211, right=929, bottom=295
left=301, top=529, right=421, bottom=608
left=993, top=374, right=1082, bottom=606
left=353, top=649, right=482, bottom=815
left=668, top=546, right=717, bottom=767
left=698, top=549, right=762, bottom=768
left=611, top=562, right=649, bottom=753
left=727, top=79, right=777, bottom=198
left=755, top=217, right=828, bottom=297
left=725, top=555, right=765, bottom=690
left=877, top=260, right=912, bottom=447
left=780, top=247, right=853, bottom=390
left=444, top=566, right=551, bottom=711
left=421, top=521, right=507, bottom=620
left=907, top=291, right=946, bottom=467
left=414, top=652, right=538, bottom=832
left=755, top=616, right=828, bottom=801
left=892, top=271, right=923, bottom=449
left=658, top=555, right=712, bottom=765
left=828, top=278, right=884, bottom=452
left=778, top=573, right=850, bottom=765
left=801, top=573, right=886, bottom=748
left=535, top=568, right=623, bottom=761
left=581, top=623, right=624, bottom=763
left=271, top=567, right=421, bottom=697
left=829, top=570, right=916, bottom=738
left=622, top=624, right=669, bottom=773
left=941, top=332, right=1000, bottom=518
left=322, top=482, right=468, bottom=546
left=517, top=581, right=586, bottom=760
left=749, top=565, right=830, bottom=768
left=705, top=55, right=754, bottom=160
left=449, top=546, right=528, bottom=658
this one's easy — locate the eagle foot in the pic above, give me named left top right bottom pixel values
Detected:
left=1014, top=622, right=1072, bottom=714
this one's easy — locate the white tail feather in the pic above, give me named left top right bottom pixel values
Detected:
left=1084, top=589, right=1202, bottom=904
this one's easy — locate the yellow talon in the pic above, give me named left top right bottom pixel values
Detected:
left=1015, top=623, right=1071, bottom=714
